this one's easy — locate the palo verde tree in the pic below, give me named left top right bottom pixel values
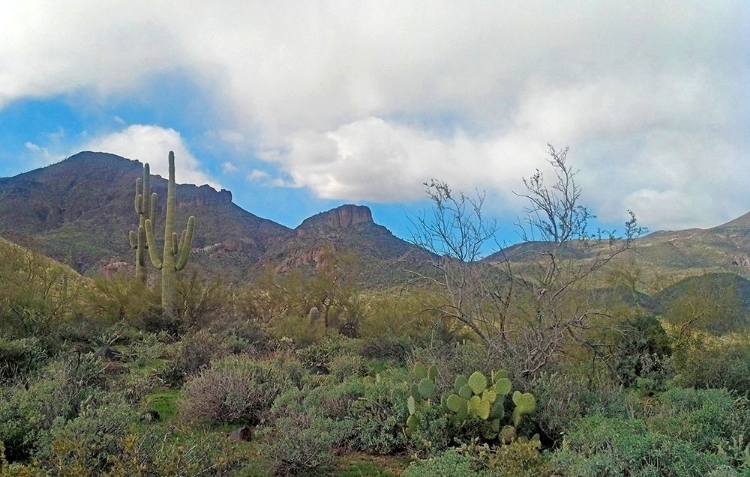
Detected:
left=128, top=162, right=156, bottom=282
left=411, top=145, right=644, bottom=376
left=145, top=151, right=196, bottom=317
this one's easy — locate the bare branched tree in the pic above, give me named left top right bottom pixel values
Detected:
left=410, top=146, right=646, bottom=376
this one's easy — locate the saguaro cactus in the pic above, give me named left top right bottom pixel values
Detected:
left=144, top=151, right=196, bottom=317
left=128, top=163, right=157, bottom=282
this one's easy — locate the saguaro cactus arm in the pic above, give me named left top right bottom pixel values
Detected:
left=144, top=218, right=163, bottom=270
left=175, top=216, right=195, bottom=271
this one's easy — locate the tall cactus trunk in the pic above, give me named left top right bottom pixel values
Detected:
left=144, top=151, right=196, bottom=318
left=129, top=163, right=156, bottom=282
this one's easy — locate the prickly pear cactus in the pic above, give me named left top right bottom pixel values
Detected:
left=404, top=362, right=439, bottom=437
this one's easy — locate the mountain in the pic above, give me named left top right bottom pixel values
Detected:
left=0, top=152, right=422, bottom=284
left=262, top=204, right=431, bottom=286
left=484, top=215, right=750, bottom=292
left=2, top=151, right=750, bottom=294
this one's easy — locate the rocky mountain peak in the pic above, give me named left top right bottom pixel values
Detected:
left=298, top=204, right=373, bottom=231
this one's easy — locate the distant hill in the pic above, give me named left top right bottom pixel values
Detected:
left=654, top=273, right=750, bottom=333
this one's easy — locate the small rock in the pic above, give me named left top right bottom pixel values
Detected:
left=227, top=425, right=252, bottom=442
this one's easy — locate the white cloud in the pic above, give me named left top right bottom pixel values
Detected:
left=247, top=169, right=269, bottom=182
left=24, top=141, right=64, bottom=166
left=80, top=125, right=221, bottom=189
left=221, top=161, right=238, bottom=173
left=1, top=1, right=748, bottom=230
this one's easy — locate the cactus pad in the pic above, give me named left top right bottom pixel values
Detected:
left=493, top=377, right=512, bottom=396
left=446, top=394, right=467, bottom=413
left=454, top=374, right=468, bottom=393
left=418, top=378, right=437, bottom=399
left=468, top=371, right=487, bottom=395
left=512, top=391, right=536, bottom=427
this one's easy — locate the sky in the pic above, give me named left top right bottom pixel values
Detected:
left=1, top=1, right=749, bottom=246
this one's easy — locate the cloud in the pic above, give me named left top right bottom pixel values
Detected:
left=24, top=141, right=65, bottom=167
left=247, top=169, right=269, bottom=182
left=1, top=2, right=748, bottom=230
left=81, top=125, right=221, bottom=189
left=221, top=161, right=238, bottom=173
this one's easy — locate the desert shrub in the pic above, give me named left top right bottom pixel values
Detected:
left=268, top=313, right=326, bottom=348
left=179, top=354, right=292, bottom=427
left=407, top=400, right=452, bottom=456
left=349, top=379, right=410, bottom=454
left=0, top=441, right=45, bottom=477
left=0, top=337, right=47, bottom=383
left=609, top=314, right=673, bottom=388
left=488, top=439, right=553, bottom=477
left=530, top=367, right=636, bottom=446
left=34, top=397, right=136, bottom=475
left=672, top=337, right=750, bottom=395
left=295, top=335, right=355, bottom=368
left=0, top=353, right=108, bottom=462
left=157, top=328, right=232, bottom=387
left=329, top=354, right=368, bottom=383
left=402, top=448, right=494, bottom=477
left=106, top=428, right=249, bottom=476
left=258, top=411, right=346, bottom=476
left=269, top=375, right=409, bottom=456
left=86, top=274, right=158, bottom=323
left=359, top=335, right=412, bottom=364
left=647, top=387, right=750, bottom=454
left=554, top=414, right=730, bottom=476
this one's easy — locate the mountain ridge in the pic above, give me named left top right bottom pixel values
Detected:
left=0, top=152, right=420, bottom=283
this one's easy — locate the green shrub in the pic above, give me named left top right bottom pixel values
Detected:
left=402, top=448, right=494, bottom=477
left=530, top=368, right=635, bottom=446
left=34, top=397, right=136, bottom=475
left=329, top=354, right=368, bottom=383
left=179, top=354, right=291, bottom=427
left=349, top=379, right=410, bottom=454
left=488, top=439, right=553, bottom=477
left=609, top=314, right=672, bottom=388
left=648, top=387, right=749, bottom=454
left=0, top=353, right=107, bottom=462
left=554, top=414, right=730, bottom=476
left=106, top=428, right=249, bottom=476
left=157, top=329, right=232, bottom=388
left=0, top=337, right=47, bottom=383
left=672, top=338, right=750, bottom=395
left=258, top=411, right=346, bottom=476
left=359, top=335, right=412, bottom=364
left=295, top=335, right=352, bottom=368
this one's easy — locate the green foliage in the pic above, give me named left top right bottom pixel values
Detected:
left=609, top=314, right=673, bottom=388
left=554, top=414, right=730, bottom=477
left=402, top=448, right=494, bottom=477
left=179, top=354, right=292, bottom=427
left=672, top=335, right=750, bottom=395
left=35, top=397, right=136, bottom=475
left=530, top=367, right=636, bottom=446
left=0, top=353, right=107, bottom=462
left=106, top=428, right=249, bottom=476
left=86, top=273, right=160, bottom=325
left=144, top=151, right=196, bottom=318
left=0, top=337, right=47, bottom=383
left=488, top=439, right=553, bottom=477
left=258, top=411, right=346, bottom=476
